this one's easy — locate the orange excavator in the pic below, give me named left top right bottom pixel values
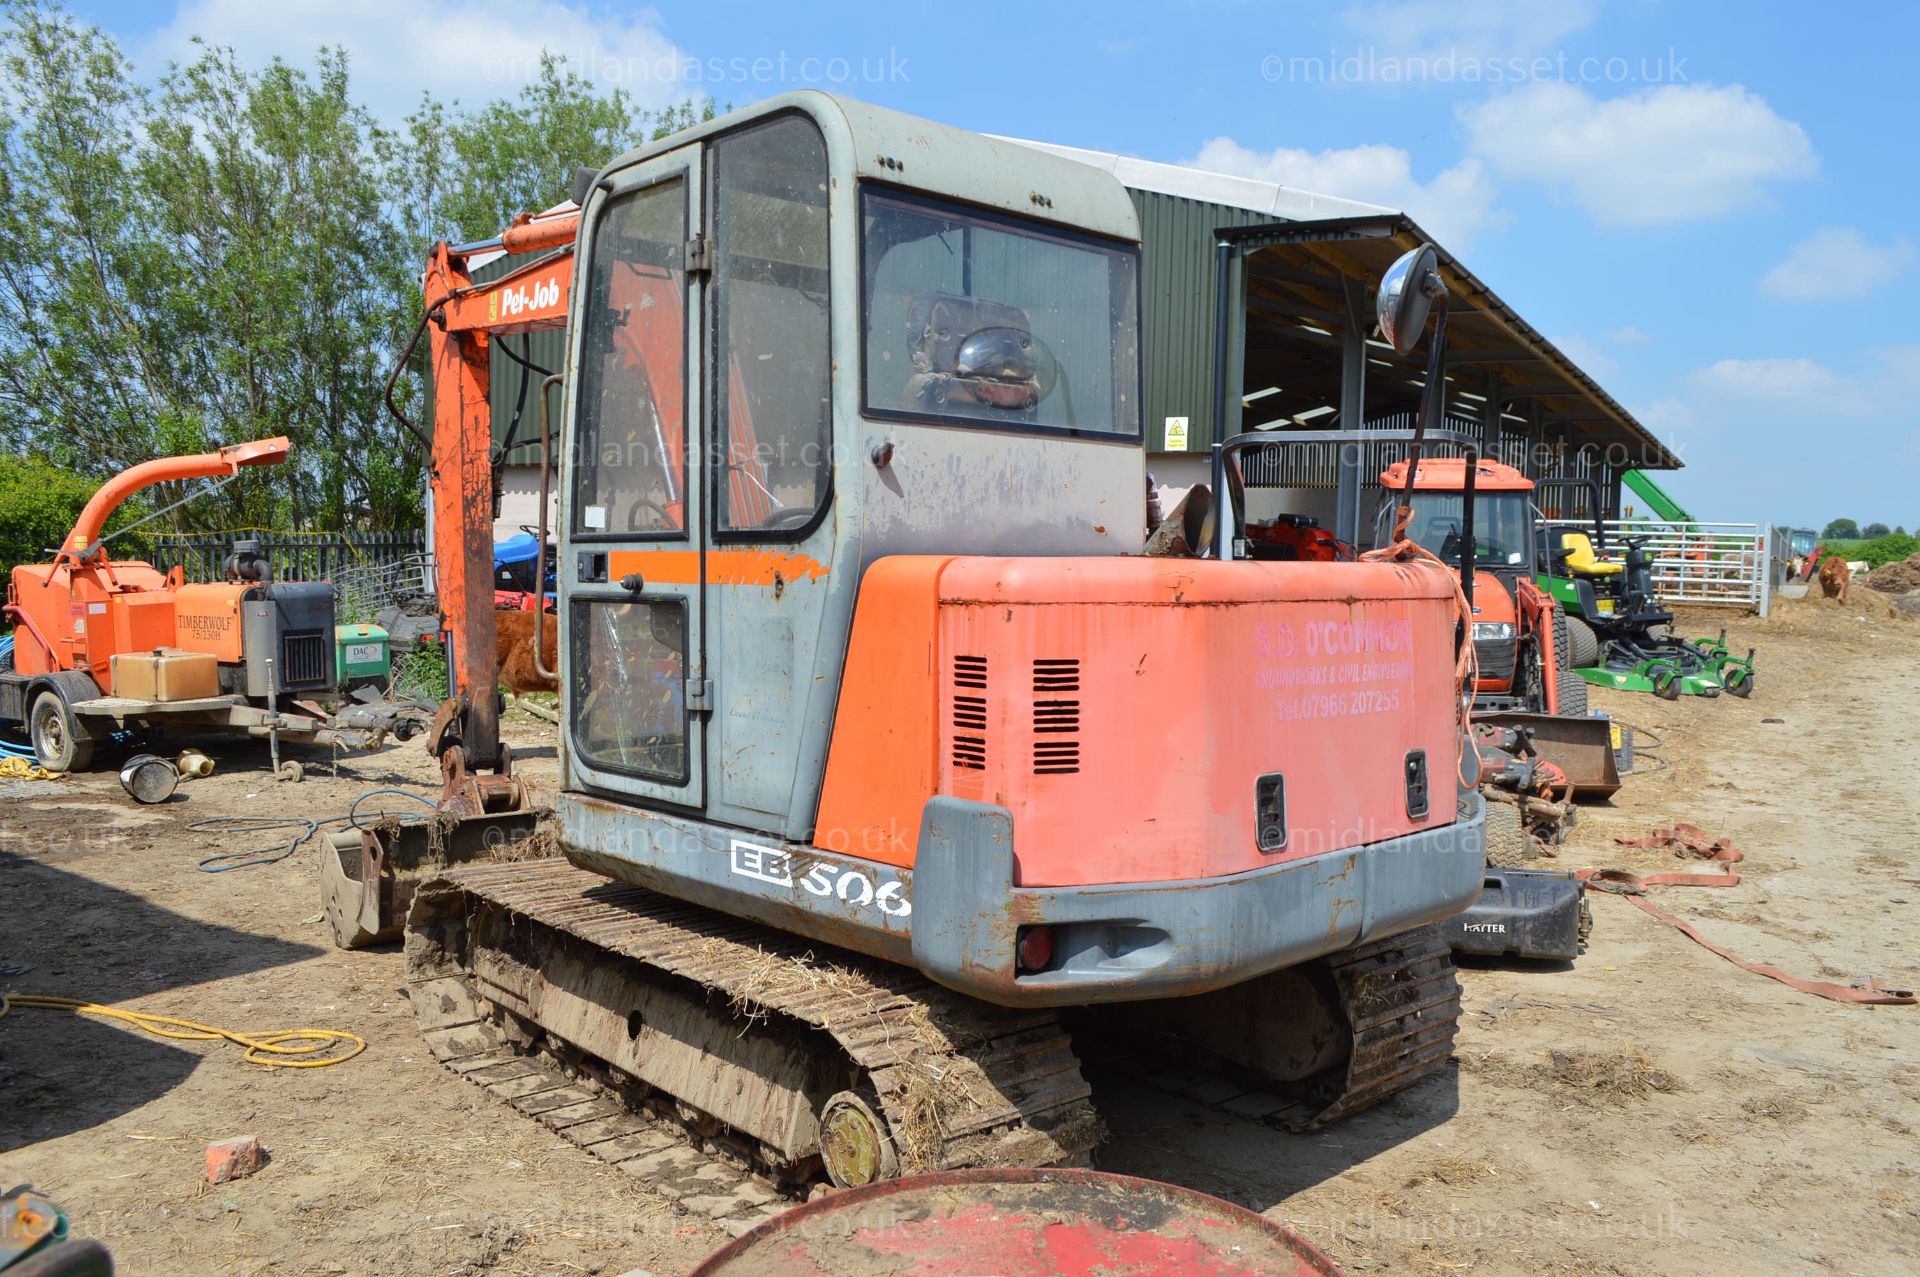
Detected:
left=3, top=439, right=413, bottom=776
left=325, top=92, right=1487, bottom=1226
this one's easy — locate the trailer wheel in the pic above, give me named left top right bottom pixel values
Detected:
left=29, top=690, right=94, bottom=772
left=1565, top=615, right=1600, bottom=668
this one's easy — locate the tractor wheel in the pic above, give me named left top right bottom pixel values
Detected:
left=1555, top=670, right=1590, bottom=717
left=28, top=690, right=94, bottom=772
left=1551, top=607, right=1572, bottom=671
left=1723, top=666, right=1753, bottom=698
left=1485, top=800, right=1533, bottom=869
left=1565, top=615, right=1600, bottom=668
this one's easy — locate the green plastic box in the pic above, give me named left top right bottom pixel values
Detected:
left=334, top=623, right=391, bottom=689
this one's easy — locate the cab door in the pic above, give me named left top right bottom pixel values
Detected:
left=563, top=148, right=708, bottom=809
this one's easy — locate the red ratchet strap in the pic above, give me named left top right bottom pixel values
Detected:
left=1578, top=825, right=1915, bottom=1007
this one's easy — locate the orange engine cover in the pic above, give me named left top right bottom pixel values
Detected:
left=7, top=562, right=252, bottom=682
left=816, top=555, right=1462, bottom=888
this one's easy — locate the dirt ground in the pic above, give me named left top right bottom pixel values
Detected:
left=5, top=591, right=1919, bottom=1276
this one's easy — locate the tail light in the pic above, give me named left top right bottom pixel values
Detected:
left=1016, top=925, right=1055, bottom=973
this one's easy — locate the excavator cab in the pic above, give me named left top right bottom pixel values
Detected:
left=550, top=94, right=1477, bottom=993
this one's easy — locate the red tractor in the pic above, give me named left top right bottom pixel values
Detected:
left=1379, top=454, right=1585, bottom=719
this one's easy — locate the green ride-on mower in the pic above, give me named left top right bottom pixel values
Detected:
left=1534, top=483, right=1754, bottom=701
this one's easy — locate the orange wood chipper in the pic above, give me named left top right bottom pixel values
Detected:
left=2, top=439, right=421, bottom=777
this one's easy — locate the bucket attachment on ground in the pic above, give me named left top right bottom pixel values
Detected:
left=321, top=808, right=544, bottom=948
left=1475, top=710, right=1621, bottom=801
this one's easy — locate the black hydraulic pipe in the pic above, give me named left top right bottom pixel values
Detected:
left=1210, top=238, right=1236, bottom=561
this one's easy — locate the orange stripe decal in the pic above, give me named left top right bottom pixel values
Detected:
left=606, top=549, right=829, bottom=587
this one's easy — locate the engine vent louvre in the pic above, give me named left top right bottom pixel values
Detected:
left=281, top=629, right=330, bottom=687
left=1032, top=658, right=1080, bottom=693
left=952, top=736, right=987, bottom=770
left=1032, top=658, right=1081, bottom=774
left=951, top=655, right=988, bottom=769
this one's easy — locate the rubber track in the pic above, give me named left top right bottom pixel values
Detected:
left=1108, top=925, right=1463, bottom=1130
left=405, top=860, right=1102, bottom=1231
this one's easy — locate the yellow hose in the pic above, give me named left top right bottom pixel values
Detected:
left=0, top=994, right=366, bottom=1067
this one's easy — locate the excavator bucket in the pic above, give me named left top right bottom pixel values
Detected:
left=1474, top=711, right=1621, bottom=801
left=321, top=809, right=544, bottom=948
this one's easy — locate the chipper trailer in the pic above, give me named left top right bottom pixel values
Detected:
left=327, top=92, right=1486, bottom=1205
left=2, top=439, right=416, bottom=777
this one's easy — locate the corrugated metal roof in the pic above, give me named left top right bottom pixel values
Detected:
left=1000, top=137, right=1393, bottom=222
left=1004, top=137, right=1674, bottom=471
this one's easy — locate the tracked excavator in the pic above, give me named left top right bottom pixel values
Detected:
left=327, top=92, right=1485, bottom=1213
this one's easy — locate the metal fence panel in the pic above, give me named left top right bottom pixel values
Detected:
left=146, top=529, right=426, bottom=585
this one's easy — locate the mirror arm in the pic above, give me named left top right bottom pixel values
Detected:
left=1460, top=445, right=1477, bottom=610
left=1396, top=292, right=1450, bottom=543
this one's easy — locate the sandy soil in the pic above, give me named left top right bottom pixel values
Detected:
left=4, top=591, right=1918, bottom=1276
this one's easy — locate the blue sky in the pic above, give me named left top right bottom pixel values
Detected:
left=60, top=0, right=1920, bottom=528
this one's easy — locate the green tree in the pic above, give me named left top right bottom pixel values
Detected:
left=0, top=6, right=416, bottom=529
left=0, top=1, right=716, bottom=536
left=0, top=452, right=145, bottom=577
left=399, top=55, right=717, bottom=246
left=1821, top=518, right=1860, bottom=539
left=1862, top=521, right=1891, bottom=538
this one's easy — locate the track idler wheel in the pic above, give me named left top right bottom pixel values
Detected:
left=818, top=1090, right=901, bottom=1188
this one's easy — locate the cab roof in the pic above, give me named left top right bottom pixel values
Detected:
left=1378, top=456, right=1533, bottom=493
left=594, top=90, right=1141, bottom=245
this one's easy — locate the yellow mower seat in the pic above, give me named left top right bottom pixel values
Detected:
left=1560, top=531, right=1623, bottom=576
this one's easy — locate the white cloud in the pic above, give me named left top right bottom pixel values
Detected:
left=1606, top=324, right=1651, bottom=345
left=1685, top=357, right=1872, bottom=416
left=1183, top=138, right=1506, bottom=248
left=1460, top=82, right=1817, bottom=225
left=1341, top=0, right=1599, bottom=60
left=1548, top=333, right=1620, bottom=380
left=1634, top=396, right=1698, bottom=434
left=138, top=0, right=691, bottom=121
left=1758, top=228, right=1915, bottom=301
left=1637, top=353, right=1911, bottom=521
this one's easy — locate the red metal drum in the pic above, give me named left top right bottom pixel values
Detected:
left=690, top=1167, right=1344, bottom=1277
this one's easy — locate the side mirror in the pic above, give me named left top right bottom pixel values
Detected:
left=570, top=164, right=600, bottom=208
left=1375, top=244, right=1445, bottom=355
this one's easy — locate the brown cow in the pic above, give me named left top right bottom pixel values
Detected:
left=1818, top=555, right=1851, bottom=605
left=494, top=607, right=559, bottom=705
